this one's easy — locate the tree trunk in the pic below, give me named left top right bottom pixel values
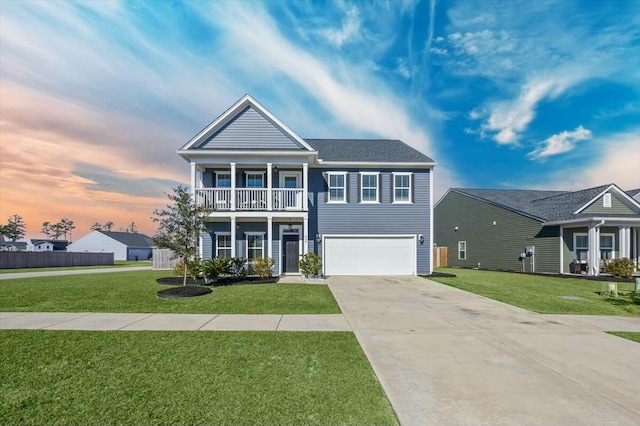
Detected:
left=183, top=258, right=188, bottom=287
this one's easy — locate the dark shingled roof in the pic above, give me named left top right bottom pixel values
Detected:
left=453, top=184, right=639, bottom=222
left=99, top=231, right=154, bottom=248
left=305, top=139, right=434, bottom=163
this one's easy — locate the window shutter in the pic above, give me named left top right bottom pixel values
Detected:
left=322, top=172, right=328, bottom=203
left=412, top=173, right=415, bottom=203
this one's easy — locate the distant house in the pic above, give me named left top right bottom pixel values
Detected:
left=30, top=239, right=69, bottom=252
left=0, top=236, right=30, bottom=252
left=66, top=231, right=154, bottom=261
left=434, top=184, right=640, bottom=276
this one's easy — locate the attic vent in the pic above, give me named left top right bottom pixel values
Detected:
left=603, top=193, right=612, bottom=208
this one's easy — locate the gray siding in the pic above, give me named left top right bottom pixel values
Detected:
left=199, top=106, right=305, bottom=150
left=563, top=226, right=621, bottom=272
left=310, top=168, right=432, bottom=274
left=583, top=192, right=636, bottom=215
left=434, top=191, right=560, bottom=273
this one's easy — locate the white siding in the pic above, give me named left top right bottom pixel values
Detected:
left=66, top=231, right=128, bottom=260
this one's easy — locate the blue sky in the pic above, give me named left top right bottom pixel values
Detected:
left=1, top=0, right=639, bottom=237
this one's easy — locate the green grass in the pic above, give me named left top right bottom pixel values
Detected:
left=0, top=330, right=398, bottom=425
left=608, top=332, right=640, bottom=343
left=430, top=268, right=640, bottom=316
left=0, top=260, right=150, bottom=274
left=0, top=270, right=341, bottom=314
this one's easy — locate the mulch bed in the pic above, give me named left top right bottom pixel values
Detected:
left=156, top=276, right=280, bottom=287
left=157, top=286, right=212, bottom=298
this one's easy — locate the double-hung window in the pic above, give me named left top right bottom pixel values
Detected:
left=216, top=173, right=231, bottom=188
left=600, top=233, right=615, bottom=260
left=393, top=173, right=412, bottom=203
left=360, top=172, right=379, bottom=203
left=216, top=233, right=232, bottom=258
left=327, top=172, right=346, bottom=203
left=246, top=233, right=264, bottom=265
left=574, top=234, right=588, bottom=261
left=458, top=241, right=466, bottom=260
left=246, top=172, right=264, bottom=188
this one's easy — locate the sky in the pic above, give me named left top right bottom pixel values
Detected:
left=1, top=0, right=639, bottom=240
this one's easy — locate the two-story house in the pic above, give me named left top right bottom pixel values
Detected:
left=177, top=95, right=435, bottom=276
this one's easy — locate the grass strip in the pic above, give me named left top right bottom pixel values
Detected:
left=0, top=260, right=150, bottom=274
left=429, top=268, right=640, bottom=316
left=0, top=270, right=341, bottom=314
left=607, top=331, right=640, bottom=343
left=0, top=330, right=397, bottom=425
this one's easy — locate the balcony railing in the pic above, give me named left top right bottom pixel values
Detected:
left=195, top=188, right=305, bottom=212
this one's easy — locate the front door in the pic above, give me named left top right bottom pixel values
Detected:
left=282, top=234, right=299, bottom=273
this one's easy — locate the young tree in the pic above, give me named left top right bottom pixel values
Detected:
left=152, top=186, right=206, bottom=286
left=90, top=222, right=103, bottom=231
left=128, top=221, right=137, bottom=233
left=59, top=218, right=75, bottom=241
left=4, top=214, right=26, bottom=241
left=41, top=221, right=53, bottom=238
left=104, top=221, right=114, bottom=231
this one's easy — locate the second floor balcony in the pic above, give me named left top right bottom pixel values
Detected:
left=196, top=188, right=306, bottom=212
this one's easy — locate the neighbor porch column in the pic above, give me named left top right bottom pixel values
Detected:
left=267, top=163, right=273, bottom=211
left=267, top=217, right=273, bottom=260
left=303, top=216, right=309, bottom=255
left=559, top=226, right=564, bottom=274
left=230, top=217, right=237, bottom=258
left=230, top=162, right=236, bottom=211
left=588, top=224, right=600, bottom=276
left=190, top=162, right=196, bottom=198
left=619, top=226, right=631, bottom=259
left=303, top=163, right=308, bottom=211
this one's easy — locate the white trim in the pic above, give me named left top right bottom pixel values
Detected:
left=559, top=226, right=564, bottom=274
left=429, top=168, right=434, bottom=274
left=267, top=217, right=273, bottom=259
left=600, top=232, right=615, bottom=260
left=278, top=224, right=303, bottom=275
left=230, top=217, right=236, bottom=257
left=216, top=172, right=231, bottom=188
left=573, top=233, right=588, bottom=262
left=279, top=171, right=302, bottom=188
left=327, top=171, right=347, bottom=203
left=360, top=172, right=380, bottom=203
left=603, top=193, right=612, bottom=208
left=317, top=160, right=436, bottom=168
left=544, top=217, right=640, bottom=226
left=180, top=94, right=316, bottom=152
left=245, top=232, right=266, bottom=261
left=214, top=232, right=232, bottom=258
left=574, top=184, right=640, bottom=214
left=321, top=234, right=418, bottom=276
left=458, top=241, right=467, bottom=260
left=392, top=172, right=413, bottom=204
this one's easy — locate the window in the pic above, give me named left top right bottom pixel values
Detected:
left=216, top=233, right=231, bottom=258
left=574, top=234, right=588, bottom=261
left=245, top=172, right=264, bottom=188
left=327, top=172, right=346, bottom=202
left=458, top=241, right=466, bottom=260
left=360, top=172, right=379, bottom=203
left=600, top=233, right=615, bottom=260
left=393, top=173, right=412, bottom=203
left=216, top=173, right=231, bottom=188
left=603, top=193, right=612, bottom=208
left=246, top=233, right=264, bottom=264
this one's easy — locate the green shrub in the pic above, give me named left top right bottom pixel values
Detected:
left=202, top=257, right=233, bottom=279
left=606, top=258, right=635, bottom=278
left=173, top=257, right=202, bottom=278
left=230, top=257, right=248, bottom=278
left=253, top=257, right=276, bottom=279
left=299, top=252, right=322, bottom=277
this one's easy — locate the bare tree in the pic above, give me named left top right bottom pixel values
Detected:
left=104, top=221, right=114, bottom=231
left=3, top=215, right=27, bottom=241
left=90, top=222, right=103, bottom=231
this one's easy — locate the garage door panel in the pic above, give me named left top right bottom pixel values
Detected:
left=324, top=236, right=415, bottom=275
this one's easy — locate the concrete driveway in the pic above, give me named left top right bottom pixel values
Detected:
left=327, top=276, right=640, bottom=426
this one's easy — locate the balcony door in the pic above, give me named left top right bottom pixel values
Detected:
left=279, top=172, right=302, bottom=210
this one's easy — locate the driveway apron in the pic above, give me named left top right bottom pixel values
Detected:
left=327, top=276, right=640, bottom=426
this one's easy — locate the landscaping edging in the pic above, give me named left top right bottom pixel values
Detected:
left=156, top=276, right=280, bottom=286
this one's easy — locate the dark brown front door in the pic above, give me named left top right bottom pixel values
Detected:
left=283, top=234, right=299, bottom=273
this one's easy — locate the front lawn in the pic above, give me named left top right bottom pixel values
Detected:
left=0, top=330, right=397, bottom=425
left=429, top=268, right=640, bottom=316
left=0, top=270, right=340, bottom=314
left=608, top=332, right=640, bottom=343
left=0, top=260, right=150, bottom=274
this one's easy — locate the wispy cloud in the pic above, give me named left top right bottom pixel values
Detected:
left=318, top=5, right=361, bottom=48
left=528, top=125, right=592, bottom=160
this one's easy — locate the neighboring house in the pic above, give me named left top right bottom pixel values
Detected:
left=0, top=236, right=31, bottom=252
left=434, top=184, right=640, bottom=276
left=66, top=231, right=153, bottom=261
left=177, top=94, right=435, bottom=276
left=30, top=239, right=69, bottom=251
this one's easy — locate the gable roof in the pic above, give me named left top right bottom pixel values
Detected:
left=451, top=184, right=640, bottom=223
left=99, top=231, right=153, bottom=247
left=179, top=94, right=315, bottom=153
left=306, top=139, right=434, bottom=164
left=30, top=239, right=69, bottom=250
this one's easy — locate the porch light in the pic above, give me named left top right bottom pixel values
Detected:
left=274, top=166, right=278, bottom=173
left=288, top=223, right=293, bottom=230
left=316, top=234, right=321, bottom=243
left=418, top=234, right=424, bottom=244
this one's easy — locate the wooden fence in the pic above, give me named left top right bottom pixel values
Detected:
left=0, top=252, right=114, bottom=269
left=153, top=248, right=179, bottom=270
left=433, top=247, right=448, bottom=268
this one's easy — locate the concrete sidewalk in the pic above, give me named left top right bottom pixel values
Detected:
left=0, top=311, right=351, bottom=332
left=0, top=266, right=152, bottom=280
left=327, top=275, right=640, bottom=426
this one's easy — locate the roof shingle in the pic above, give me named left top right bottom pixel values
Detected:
left=305, top=139, right=434, bottom=163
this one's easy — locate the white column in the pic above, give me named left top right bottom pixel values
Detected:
left=303, top=216, right=309, bottom=254
left=302, top=163, right=308, bottom=211
left=230, top=217, right=236, bottom=258
left=621, top=226, right=631, bottom=258
left=588, top=224, right=600, bottom=276
left=230, top=162, right=236, bottom=211
left=267, top=217, right=273, bottom=259
left=559, top=226, right=564, bottom=274
left=190, top=162, right=196, bottom=197
left=199, top=234, right=203, bottom=259
left=267, top=163, right=273, bottom=211
left=197, top=168, right=204, bottom=189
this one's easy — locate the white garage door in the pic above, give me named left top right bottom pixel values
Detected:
left=323, top=236, right=415, bottom=276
